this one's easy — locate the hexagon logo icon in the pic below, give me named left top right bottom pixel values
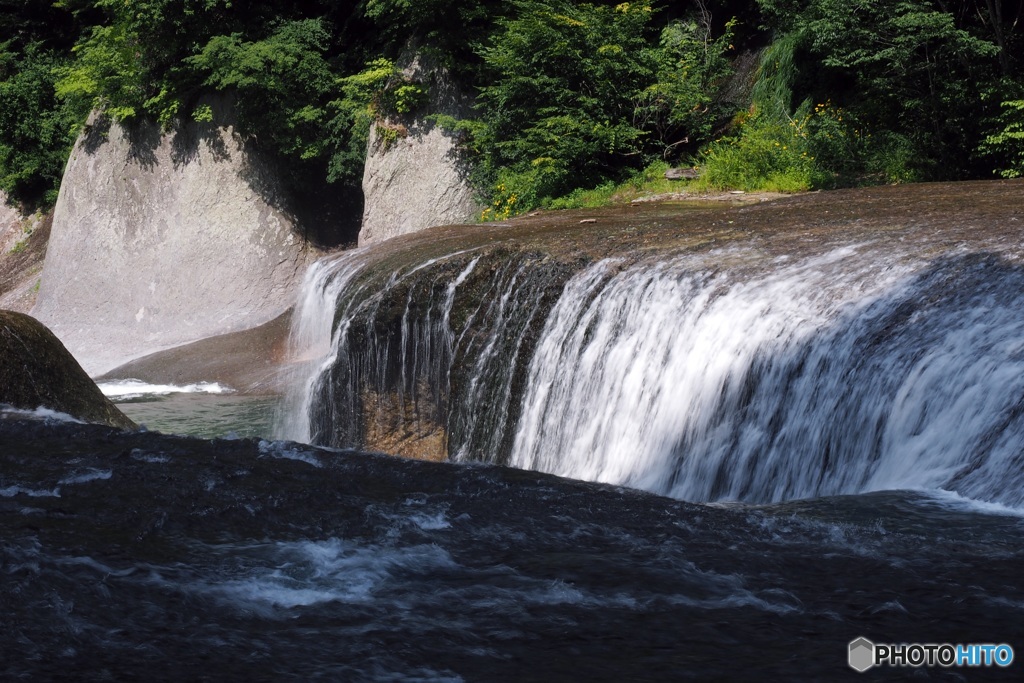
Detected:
left=849, top=637, right=875, bottom=672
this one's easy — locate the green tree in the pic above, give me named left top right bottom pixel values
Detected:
left=469, top=1, right=734, bottom=212
left=187, top=19, right=337, bottom=162
left=0, top=43, right=90, bottom=209
left=755, top=0, right=1004, bottom=180
left=635, top=15, right=736, bottom=154
left=981, top=96, right=1024, bottom=177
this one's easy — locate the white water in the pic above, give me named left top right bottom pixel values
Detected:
left=281, top=233, right=1024, bottom=507
left=97, top=380, right=232, bottom=399
left=274, top=250, right=369, bottom=443
left=275, top=248, right=484, bottom=445
left=0, top=404, right=85, bottom=424
left=510, top=244, right=1024, bottom=505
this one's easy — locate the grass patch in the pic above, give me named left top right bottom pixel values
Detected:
left=693, top=114, right=821, bottom=193
left=545, top=162, right=689, bottom=210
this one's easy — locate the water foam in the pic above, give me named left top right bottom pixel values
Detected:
left=257, top=440, right=323, bottom=468
left=0, top=404, right=85, bottom=424
left=58, top=469, right=113, bottom=485
left=98, top=380, right=232, bottom=399
left=198, top=539, right=457, bottom=612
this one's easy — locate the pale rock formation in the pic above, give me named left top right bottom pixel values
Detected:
left=0, top=194, right=47, bottom=314
left=31, top=102, right=313, bottom=375
left=358, top=54, right=480, bottom=246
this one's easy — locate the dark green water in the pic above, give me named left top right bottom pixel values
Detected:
left=113, top=393, right=279, bottom=439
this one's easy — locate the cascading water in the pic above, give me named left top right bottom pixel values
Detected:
left=509, top=246, right=1024, bottom=506
left=278, top=205, right=1024, bottom=508
left=276, top=243, right=573, bottom=459
left=275, top=250, right=369, bottom=444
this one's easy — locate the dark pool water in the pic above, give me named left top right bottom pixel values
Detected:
left=2, top=417, right=1022, bottom=681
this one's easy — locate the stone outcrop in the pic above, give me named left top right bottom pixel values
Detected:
left=0, top=192, right=19, bottom=250
left=358, top=54, right=480, bottom=246
left=98, top=309, right=292, bottom=395
left=0, top=310, right=135, bottom=429
left=31, top=101, right=314, bottom=375
left=0, top=195, right=48, bottom=314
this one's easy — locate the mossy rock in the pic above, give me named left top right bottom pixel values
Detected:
left=0, top=310, right=136, bottom=429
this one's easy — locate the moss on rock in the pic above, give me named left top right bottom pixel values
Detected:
left=0, top=310, right=136, bottom=429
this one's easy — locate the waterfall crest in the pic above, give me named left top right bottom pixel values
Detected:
left=277, top=198, right=1024, bottom=507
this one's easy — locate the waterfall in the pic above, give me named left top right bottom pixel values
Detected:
left=279, top=226, right=1024, bottom=507
left=275, top=250, right=368, bottom=444
left=511, top=245, right=1024, bottom=505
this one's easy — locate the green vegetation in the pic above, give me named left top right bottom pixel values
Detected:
left=0, top=43, right=90, bottom=210
left=0, top=0, right=1022, bottom=215
left=468, top=1, right=735, bottom=215
left=982, top=97, right=1024, bottom=178
left=543, top=161, right=680, bottom=210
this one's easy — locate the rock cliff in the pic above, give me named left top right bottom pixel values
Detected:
left=31, top=103, right=314, bottom=375
left=358, top=54, right=480, bottom=246
left=0, top=194, right=48, bottom=314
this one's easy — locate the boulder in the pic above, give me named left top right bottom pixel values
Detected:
left=0, top=310, right=135, bottom=429
left=665, top=167, right=700, bottom=180
left=358, top=53, right=480, bottom=246
left=31, top=100, right=314, bottom=375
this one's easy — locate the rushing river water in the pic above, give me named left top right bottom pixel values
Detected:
left=3, top=184, right=1024, bottom=680
left=3, top=416, right=1023, bottom=681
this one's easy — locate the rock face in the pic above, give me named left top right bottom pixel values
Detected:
left=0, top=197, right=49, bottom=315
left=98, top=309, right=292, bottom=395
left=31, top=102, right=313, bottom=375
left=0, top=192, right=19, bottom=247
left=358, top=54, right=480, bottom=246
left=0, top=310, right=135, bottom=429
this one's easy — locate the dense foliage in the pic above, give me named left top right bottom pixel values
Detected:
left=463, top=1, right=735, bottom=214
left=0, top=0, right=1021, bottom=213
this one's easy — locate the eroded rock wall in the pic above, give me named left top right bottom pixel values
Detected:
left=0, top=194, right=47, bottom=314
left=358, top=54, right=480, bottom=246
left=31, top=102, right=314, bottom=375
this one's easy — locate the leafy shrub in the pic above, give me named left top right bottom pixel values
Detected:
left=981, top=99, right=1024, bottom=179
left=0, top=43, right=89, bottom=209
left=798, top=100, right=871, bottom=186
left=697, top=112, right=821, bottom=192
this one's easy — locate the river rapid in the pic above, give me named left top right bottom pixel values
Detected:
left=3, top=416, right=1023, bottom=681
left=4, top=180, right=1024, bottom=680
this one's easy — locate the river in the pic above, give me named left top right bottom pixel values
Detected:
left=3, top=181, right=1024, bottom=680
